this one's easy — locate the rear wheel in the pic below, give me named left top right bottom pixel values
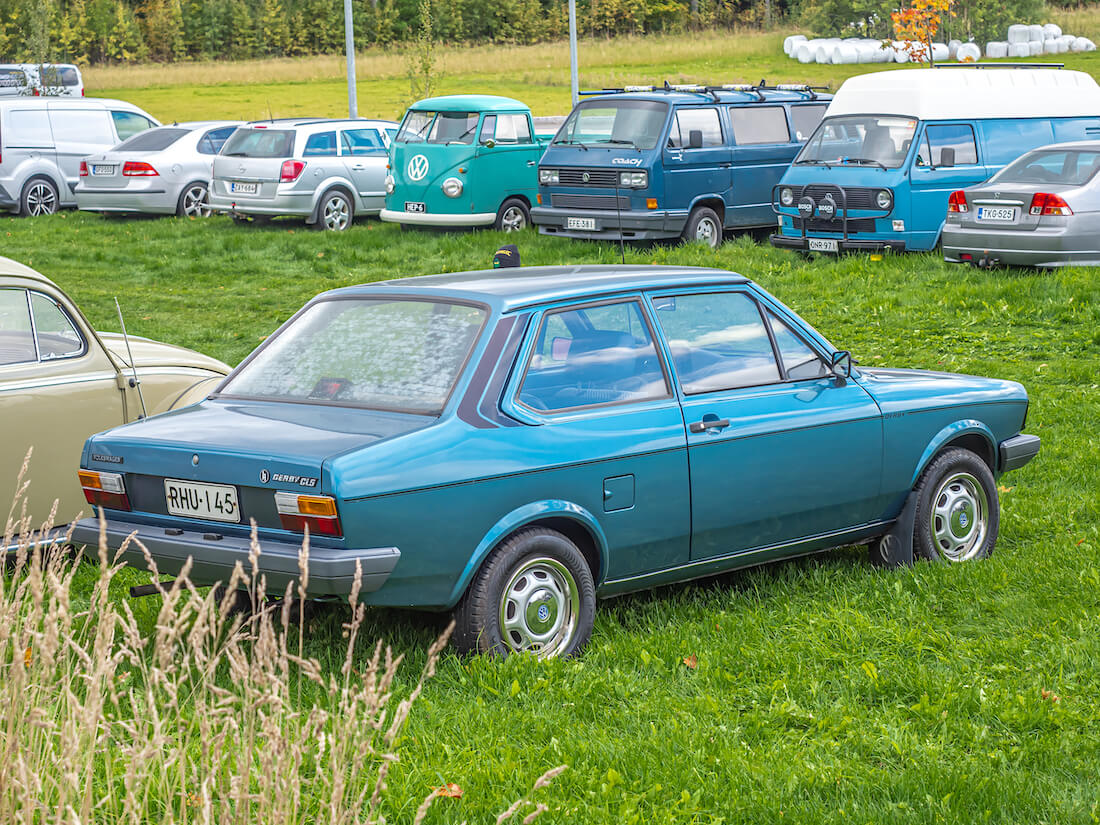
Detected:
left=176, top=181, right=213, bottom=218
left=681, top=205, right=722, bottom=249
left=495, top=197, right=530, bottom=232
left=20, top=177, right=59, bottom=217
left=316, top=189, right=353, bottom=231
left=913, top=448, right=999, bottom=562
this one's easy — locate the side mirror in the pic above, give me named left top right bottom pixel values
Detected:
left=480, top=138, right=496, bottom=149
left=688, top=129, right=703, bottom=150
left=939, top=147, right=955, bottom=168
left=830, top=350, right=852, bottom=380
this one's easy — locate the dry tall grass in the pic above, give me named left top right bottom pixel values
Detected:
left=1, top=453, right=564, bottom=823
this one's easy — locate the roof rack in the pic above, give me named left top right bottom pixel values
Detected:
left=931, top=62, right=1065, bottom=69
left=579, top=80, right=830, bottom=101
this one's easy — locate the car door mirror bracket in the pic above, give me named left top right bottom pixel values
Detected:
left=830, top=350, right=852, bottom=382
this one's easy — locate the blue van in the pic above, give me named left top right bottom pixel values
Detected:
left=532, top=84, right=832, bottom=248
left=770, top=66, right=1100, bottom=254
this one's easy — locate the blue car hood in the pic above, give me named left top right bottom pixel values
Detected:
left=857, top=367, right=1026, bottom=414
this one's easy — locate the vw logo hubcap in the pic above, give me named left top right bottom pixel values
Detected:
left=407, top=154, right=429, bottom=181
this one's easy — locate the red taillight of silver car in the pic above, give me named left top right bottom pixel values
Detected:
left=280, top=160, right=306, bottom=183
left=79, top=161, right=88, bottom=177
left=947, top=190, right=968, bottom=213
left=1028, top=193, right=1073, bottom=217
left=122, top=161, right=159, bottom=177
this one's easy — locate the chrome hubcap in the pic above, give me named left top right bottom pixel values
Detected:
left=501, top=206, right=526, bottom=232
left=931, top=472, right=988, bottom=561
left=323, top=196, right=350, bottom=230
left=695, top=217, right=718, bottom=247
left=26, top=183, right=57, bottom=216
left=182, top=184, right=212, bottom=217
left=499, top=557, right=578, bottom=658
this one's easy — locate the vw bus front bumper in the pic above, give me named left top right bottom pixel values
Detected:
left=379, top=208, right=496, bottom=226
left=532, top=206, right=689, bottom=240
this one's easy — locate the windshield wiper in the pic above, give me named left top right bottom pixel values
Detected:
left=604, top=139, right=642, bottom=151
left=224, top=152, right=247, bottom=157
left=843, top=157, right=888, bottom=170
left=795, top=158, right=834, bottom=168
left=553, top=139, right=589, bottom=151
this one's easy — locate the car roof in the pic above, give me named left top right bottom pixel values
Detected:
left=242, top=117, right=397, bottom=128
left=409, top=94, right=529, bottom=113
left=325, top=265, right=751, bottom=312
left=580, top=88, right=832, bottom=106
left=0, top=96, right=144, bottom=110
left=0, top=255, right=58, bottom=286
left=162, top=120, right=243, bottom=130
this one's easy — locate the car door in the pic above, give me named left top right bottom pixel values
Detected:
left=506, top=297, right=691, bottom=582
left=47, top=105, right=117, bottom=198
left=475, top=113, right=540, bottom=210
left=909, top=122, right=990, bottom=248
left=648, top=289, right=882, bottom=561
left=339, top=127, right=389, bottom=211
left=662, top=106, right=732, bottom=216
left=0, top=285, right=124, bottom=531
left=727, top=104, right=801, bottom=227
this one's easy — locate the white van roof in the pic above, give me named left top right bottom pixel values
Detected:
left=826, top=68, right=1100, bottom=121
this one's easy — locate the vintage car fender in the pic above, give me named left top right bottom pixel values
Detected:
left=909, top=419, right=997, bottom=488
left=446, top=499, right=610, bottom=607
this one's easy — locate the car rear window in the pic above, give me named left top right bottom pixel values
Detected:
left=0, top=68, right=28, bottom=90
left=40, top=66, right=80, bottom=87
left=221, top=128, right=295, bottom=158
left=995, top=148, right=1100, bottom=186
left=116, top=127, right=189, bottom=152
left=218, top=298, right=486, bottom=414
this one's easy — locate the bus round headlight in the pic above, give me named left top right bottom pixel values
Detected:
left=779, top=187, right=795, bottom=207
left=384, top=174, right=395, bottom=195
left=442, top=177, right=463, bottom=198
left=875, top=189, right=893, bottom=210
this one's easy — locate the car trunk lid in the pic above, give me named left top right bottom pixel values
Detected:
left=961, top=184, right=1078, bottom=233
left=213, top=126, right=297, bottom=200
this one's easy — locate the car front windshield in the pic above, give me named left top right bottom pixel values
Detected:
left=552, top=100, right=668, bottom=150
left=396, top=110, right=480, bottom=144
left=218, top=298, right=486, bottom=414
left=993, top=148, right=1100, bottom=186
left=795, top=115, right=917, bottom=169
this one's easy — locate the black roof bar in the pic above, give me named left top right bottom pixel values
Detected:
left=931, top=62, right=1065, bottom=69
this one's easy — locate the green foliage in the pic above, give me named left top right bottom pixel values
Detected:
left=405, top=0, right=435, bottom=105
left=798, top=0, right=1048, bottom=42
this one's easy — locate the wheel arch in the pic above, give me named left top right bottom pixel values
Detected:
left=909, top=419, right=997, bottom=488
left=687, top=194, right=725, bottom=224
left=308, top=180, right=357, bottom=223
left=446, top=500, right=609, bottom=608
left=501, top=193, right=531, bottom=210
left=21, top=172, right=63, bottom=210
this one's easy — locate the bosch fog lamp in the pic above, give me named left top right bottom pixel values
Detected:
left=384, top=174, right=395, bottom=194
left=442, top=177, right=463, bottom=198
left=779, top=187, right=795, bottom=207
left=619, top=171, right=648, bottom=188
left=539, top=168, right=559, bottom=185
left=875, top=189, right=893, bottom=210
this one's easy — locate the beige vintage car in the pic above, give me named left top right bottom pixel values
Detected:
left=1, top=256, right=229, bottom=541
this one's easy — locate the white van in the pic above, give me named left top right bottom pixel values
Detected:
left=0, top=64, right=85, bottom=98
left=0, top=97, right=158, bottom=216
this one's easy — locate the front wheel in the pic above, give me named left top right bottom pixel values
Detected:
left=315, top=189, right=353, bottom=231
left=177, top=182, right=213, bottom=218
left=913, top=448, right=999, bottom=562
left=495, top=197, right=530, bottom=232
left=452, top=527, right=595, bottom=659
left=681, top=205, right=723, bottom=249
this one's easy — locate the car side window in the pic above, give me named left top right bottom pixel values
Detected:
left=0, top=289, right=37, bottom=366
left=303, top=131, right=338, bottom=157
left=30, top=292, right=85, bottom=360
left=922, top=124, right=978, bottom=167
left=518, top=300, right=669, bottom=413
left=482, top=114, right=532, bottom=145
left=341, top=128, right=386, bottom=155
left=766, top=310, right=828, bottom=380
left=653, top=292, right=780, bottom=393
left=197, top=126, right=237, bottom=155
left=729, top=106, right=790, bottom=145
left=667, top=107, right=723, bottom=149
left=110, top=110, right=155, bottom=142
left=789, top=104, right=827, bottom=142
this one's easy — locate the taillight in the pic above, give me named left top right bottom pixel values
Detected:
left=78, top=469, right=131, bottom=511
left=1028, top=192, right=1073, bottom=216
left=79, top=160, right=88, bottom=177
left=280, top=160, right=306, bottom=182
left=122, top=161, right=158, bottom=177
left=32, top=88, right=40, bottom=96
left=947, top=190, right=968, bottom=213
left=274, top=492, right=342, bottom=537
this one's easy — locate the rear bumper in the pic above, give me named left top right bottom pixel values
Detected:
left=942, top=223, right=1100, bottom=267
left=999, top=434, right=1040, bottom=473
left=75, top=187, right=175, bottom=214
left=70, top=516, right=400, bottom=598
left=532, top=206, right=688, bottom=240
left=208, top=190, right=314, bottom=218
left=770, top=232, right=907, bottom=253
left=380, top=208, right=495, bottom=226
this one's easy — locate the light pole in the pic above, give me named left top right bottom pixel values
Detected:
left=344, top=0, right=358, bottom=118
left=568, top=0, right=578, bottom=107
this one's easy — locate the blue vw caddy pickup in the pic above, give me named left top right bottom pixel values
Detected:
left=771, top=66, right=1100, bottom=254
left=73, top=266, right=1039, bottom=659
left=532, top=84, right=832, bottom=248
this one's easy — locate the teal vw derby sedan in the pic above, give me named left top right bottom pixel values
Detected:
left=72, top=266, right=1039, bottom=658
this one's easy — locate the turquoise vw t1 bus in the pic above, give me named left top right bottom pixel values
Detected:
left=770, top=66, right=1100, bottom=254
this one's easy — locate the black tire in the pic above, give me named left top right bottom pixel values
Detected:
left=494, top=197, right=530, bottom=232
left=315, top=189, right=353, bottom=231
left=913, top=447, right=999, bottom=563
left=176, top=181, right=212, bottom=218
left=681, top=205, right=723, bottom=249
left=20, top=176, right=59, bottom=217
left=452, top=526, right=595, bottom=659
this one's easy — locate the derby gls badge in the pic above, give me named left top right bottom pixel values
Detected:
left=407, top=154, right=429, bottom=181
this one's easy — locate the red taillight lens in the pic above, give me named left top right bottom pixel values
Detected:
left=1028, top=192, right=1073, bottom=216
left=274, top=492, right=341, bottom=537
left=280, top=160, right=306, bottom=182
left=947, top=190, right=968, bottom=213
left=79, top=160, right=88, bottom=177
left=32, top=88, right=40, bottom=96
left=122, top=161, right=158, bottom=177
left=78, top=469, right=131, bottom=511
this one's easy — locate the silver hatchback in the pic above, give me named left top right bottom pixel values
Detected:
left=76, top=121, right=241, bottom=218
left=943, top=140, right=1100, bottom=268
left=209, top=118, right=398, bottom=230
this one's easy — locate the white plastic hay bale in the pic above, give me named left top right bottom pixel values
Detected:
left=1056, top=38, right=1070, bottom=53
left=947, top=39, right=961, bottom=59
left=1043, top=38, right=1060, bottom=55
left=894, top=45, right=911, bottom=64
left=856, top=44, right=877, bottom=63
left=931, top=42, right=949, bottom=61
left=1059, top=34, right=1075, bottom=46
left=815, top=45, right=831, bottom=64
left=986, top=41, right=1009, bottom=59
left=783, top=34, right=807, bottom=56
left=956, top=42, right=981, bottom=62
left=1028, top=39, right=1044, bottom=56
left=1074, top=37, right=1096, bottom=52
left=1007, top=24, right=1029, bottom=43
left=1008, top=42, right=1030, bottom=58
left=1028, top=24, right=1044, bottom=41
left=1042, top=23, right=1062, bottom=40
left=796, top=43, right=814, bottom=63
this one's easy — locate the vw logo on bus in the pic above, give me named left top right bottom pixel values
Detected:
left=407, top=154, right=430, bottom=181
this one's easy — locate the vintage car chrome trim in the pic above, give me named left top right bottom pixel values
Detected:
left=379, top=208, right=496, bottom=226
left=0, top=369, right=119, bottom=391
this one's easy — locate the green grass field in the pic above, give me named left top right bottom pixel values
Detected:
left=5, top=208, right=1099, bottom=822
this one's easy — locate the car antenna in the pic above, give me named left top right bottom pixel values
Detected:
left=267, top=100, right=273, bottom=123
left=114, top=298, right=147, bottom=420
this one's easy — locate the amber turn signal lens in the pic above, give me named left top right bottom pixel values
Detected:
left=297, top=495, right=338, bottom=516
left=646, top=198, right=658, bottom=210
left=78, top=470, right=102, bottom=489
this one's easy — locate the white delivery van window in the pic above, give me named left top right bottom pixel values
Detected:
left=51, top=109, right=113, bottom=144
left=730, top=106, right=790, bottom=145
left=921, top=124, right=978, bottom=167
left=668, top=108, right=723, bottom=149
left=8, top=109, right=53, bottom=147
left=110, top=110, right=155, bottom=141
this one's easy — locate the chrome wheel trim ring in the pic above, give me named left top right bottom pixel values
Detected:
left=26, top=182, right=57, bottom=216
left=323, top=195, right=350, bottom=230
left=931, top=471, right=988, bottom=561
left=499, top=556, right=579, bottom=658
left=695, top=215, right=718, bottom=247
left=501, top=205, right=526, bottom=231
left=182, top=184, right=212, bottom=217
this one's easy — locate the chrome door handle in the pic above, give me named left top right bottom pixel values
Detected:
left=351, top=164, right=366, bottom=170
left=689, top=417, right=730, bottom=434
left=527, top=160, right=536, bottom=166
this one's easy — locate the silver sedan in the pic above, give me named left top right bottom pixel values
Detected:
left=943, top=140, right=1100, bottom=268
left=75, top=121, right=242, bottom=218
